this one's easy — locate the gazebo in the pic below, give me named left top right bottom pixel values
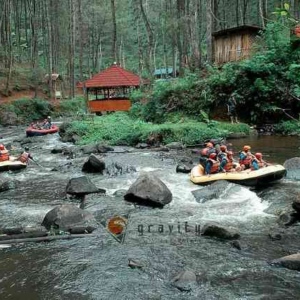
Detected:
left=81, top=64, right=140, bottom=112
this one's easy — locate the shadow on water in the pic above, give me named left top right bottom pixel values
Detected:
left=1, top=128, right=300, bottom=299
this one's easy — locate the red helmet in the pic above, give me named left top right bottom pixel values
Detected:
left=206, top=142, right=213, bottom=148
left=209, top=153, right=217, bottom=159
left=243, top=145, right=251, bottom=151
left=220, top=145, right=227, bottom=152
left=255, top=153, right=262, bottom=159
left=0, top=144, right=4, bottom=150
left=227, top=151, right=233, bottom=156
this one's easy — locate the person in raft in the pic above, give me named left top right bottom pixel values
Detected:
left=0, top=144, right=10, bottom=162
left=42, top=116, right=52, bottom=129
left=251, top=152, right=269, bottom=170
left=239, top=145, right=253, bottom=170
left=217, top=145, right=229, bottom=173
left=199, top=142, right=217, bottom=168
left=205, top=153, right=220, bottom=175
left=18, top=147, right=33, bottom=164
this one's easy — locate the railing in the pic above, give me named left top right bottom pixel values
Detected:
left=88, top=98, right=131, bottom=112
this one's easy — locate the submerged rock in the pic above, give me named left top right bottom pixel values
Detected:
left=0, top=177, right=16, bottom=192
left=271, top=253, right=300, bottom=271
left=201, top=222, right=240, bottom=240
left=192, top=180, right=241, bottom=203
left=82, top=154, right=106, bottom=173
left=41, top=204, right=97, bottom=231
left=124, top=172, right=172, bottom=207
left=171, top=270, right=197, bottom=292
left=105, top=162, right=136, bottom=177
left=278, top=211, right=299, bottom=227
left=66, top=176, right=105, bottom=195
left=292, top=196, right=300, bottom=214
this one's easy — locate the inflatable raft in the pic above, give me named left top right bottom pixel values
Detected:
left=0, top=157, right=27, bottom=172
left=190, top=164, right=286, bottom=186
left=26, top=125, right=59, bottom=137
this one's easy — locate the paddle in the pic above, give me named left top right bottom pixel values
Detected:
left=29, top=158, right=46, bottom=169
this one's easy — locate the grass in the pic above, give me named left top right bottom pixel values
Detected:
left=66, top=112, right=251, bottom=146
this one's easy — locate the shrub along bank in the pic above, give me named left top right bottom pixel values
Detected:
left=0, top=97, right=86, bottom=125
left=63, top=112, right=251, bottom=146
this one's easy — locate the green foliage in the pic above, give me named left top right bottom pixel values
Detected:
left=2, top=98, right=53, bottom=122
left=69, top=112, right=250, bottom=146
left=57, top=96, right=86, bottom=115
left=274, top=121, right=300, bottom=134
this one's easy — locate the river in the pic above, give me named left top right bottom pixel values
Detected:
left=0, top=125, right=300, bottom=300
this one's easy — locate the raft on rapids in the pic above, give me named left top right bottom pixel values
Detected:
left=0, top=157, right=27, bottom=172
left=26, top=125, right=59, bottom=137
left=190, top=164, right=286, bottom=186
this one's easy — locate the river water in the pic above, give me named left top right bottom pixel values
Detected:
left=0, top=126, right=300, bottom=300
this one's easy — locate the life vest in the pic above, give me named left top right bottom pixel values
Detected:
left=0, top=150, right=9, bottom=162
left=218, top=151, right=228, bottom=162
left=239, top=151, right=252, bottom=166
left=251, top=158, right=265, bottom=170
left=207, top=158, right=220, bottom=174
left=224, top=157, right=234, bottom=171
left=201, top=147, right=216, bottom=157
left=19, top=152, right=29, bottom=164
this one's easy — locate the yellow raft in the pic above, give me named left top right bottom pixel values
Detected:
left=190, top=164, right=286, bottom=186
left=0, top=157, right=27, bottom=172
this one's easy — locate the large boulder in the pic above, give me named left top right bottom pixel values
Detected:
left=66, top=176, right=105, bottom=196
left=284, top=157, right=300, bottom=180
left=0, top=111, right=19, bottom=126
left=81, top=144, right=98, bottom=155
left=292, top=195, right=300, bottom=214
left=82, top=154, right=106, bottom=174
left=192, top=181, right=241, bottom=203
left=271, top=253, right=300, bottom=271
left=176, top=163, right=194, bottom=174
left=124, top=173, right=172, bottom=207
left=41, top=204, right=97, bottom=231
left=201, top=222, right=240, bottom=240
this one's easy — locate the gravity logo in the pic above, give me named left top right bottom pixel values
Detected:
left=107, top=216, right=128, bottom=242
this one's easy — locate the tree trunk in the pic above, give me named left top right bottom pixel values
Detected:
left=69, top=0, right=76, bottom=99
left=207, top=0, right=214, bottom=64
left=111, top=0, right=118, bottom=63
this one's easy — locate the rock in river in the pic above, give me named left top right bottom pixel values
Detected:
left=82, top=154, right=106, bottom=174
left=271, top=253, right=300, bottom=271
left=124, top=172, right=172, bottom=207
left=171, top=270, right=197, bottom=292
left=201, top=222, right=240, bottom=240
left=66, top=176, right=105, bottom=195
left=284, top=157, right=300, bottom=180
left=176, top=163, right=193, bottom=174
left=0, top=177, right=16, bottom=192
left=42, top=204, right=97, bottom=231
left=192, top=180, right=241, bottom=203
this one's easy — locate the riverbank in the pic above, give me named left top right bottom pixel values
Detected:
left=60, top=112, right=251, bottom=146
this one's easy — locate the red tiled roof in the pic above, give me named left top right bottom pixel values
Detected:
left=83, top=64, right=140, bottom=88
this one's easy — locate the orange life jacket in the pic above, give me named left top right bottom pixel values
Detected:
left=19, top=152, right=29, bottom=164
left=0, top=150, right=9, bottom=162
left=224, top=157, right=234, bottom=171
left=207, top=158, right=220, bottom=174
left=239, top=151, right=252, bottom=166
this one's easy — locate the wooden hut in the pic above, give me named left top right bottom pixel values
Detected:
left=45, top=73, right=64, bottom=100
left=81, top=64, right=140, bottom=112
left=212, top=26, right=261, bottom=64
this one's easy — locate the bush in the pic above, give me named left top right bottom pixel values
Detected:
left=274, top=121, right=300, bottom=134
left=68, top=112, right=250, bottom=146
left=58, top=96, right=86, bottom=115
left=1, top=98, right=53, bottom=123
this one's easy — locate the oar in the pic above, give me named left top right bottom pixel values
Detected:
left=29, top=158, right=46, bottom=169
